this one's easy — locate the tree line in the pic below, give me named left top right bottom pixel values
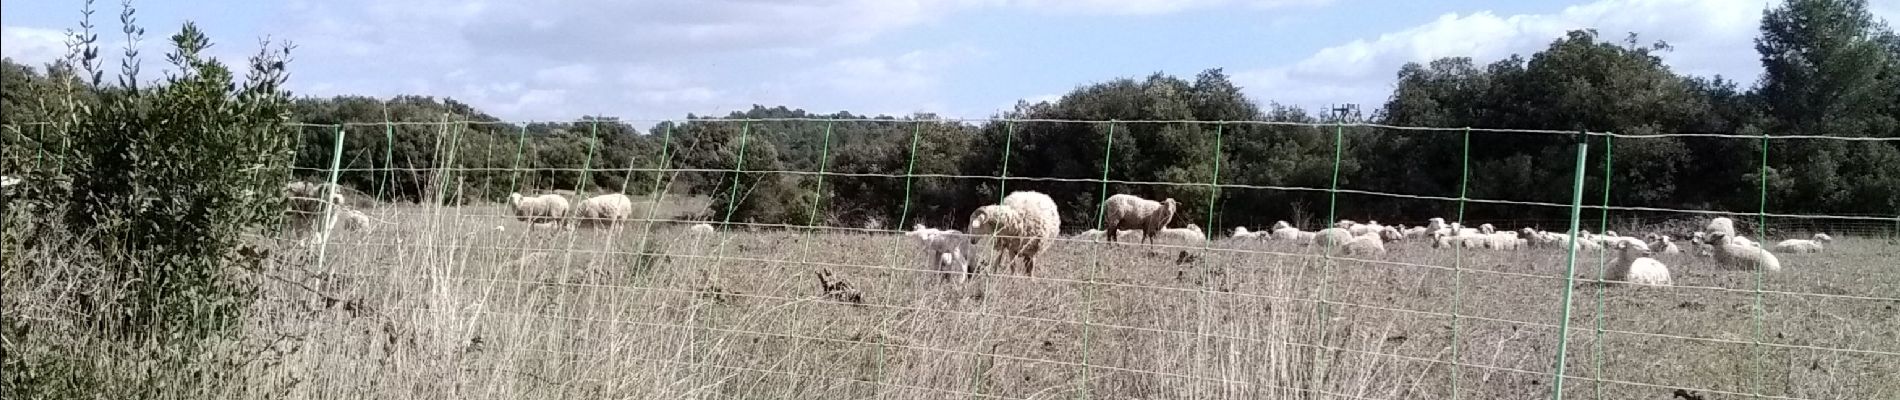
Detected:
left=5, top=0, right=1895, bottom=232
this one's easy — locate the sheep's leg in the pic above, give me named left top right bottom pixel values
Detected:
left=1022, top=255, right=1035, bottom=277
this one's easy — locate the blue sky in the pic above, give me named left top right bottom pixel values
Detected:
left=5, top=0, right=1896, bottom=122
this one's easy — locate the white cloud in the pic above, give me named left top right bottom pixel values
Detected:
left=1, top=26, right=68, bottom=66
left=533, top=64, right=598, bottom=86
left=1235, top=0, right=1771, bottom=111
left=997, top=0, right=1332, bottom=15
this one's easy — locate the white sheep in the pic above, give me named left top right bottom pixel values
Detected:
left=1100, top=194, right=1177, bottom=244
left=332, top=208, right=373, bottom=232
left=1269, top=221, right=1309, bottom=241
left=1646, top=234, right=1682, bottom=255
left=1343, top=230, right=1391, bottom=256
left=1074, top=228, right=1140, bottom=242
left=1400, top=224, right=1430, bottom=240
left=1484, top=232, right=1523, bottom=250
left=1347, top=220, right=1385, bottom=236
left=968, top=191, right=1061, bottom=277
left=1519, top=228, right=1561, bottom=249
left=1706, top=217, right=1736, bottom=236
left=570, top=193, right=634, bottom=229
left=1707, top=232, right=1781, bottom=272
left=1478, top=223, right=1497, bottom=235
left=1231, top=226, right=1268, bottom=240
left=1313, top=227, right=1355, bottom=247
left=907, top=224, right=974, bottom=282
left=508, top=192, right=571, bottom=224
left=688, top=223, right=716, bottom=234
left=1772, top=233, right=1833, bottom=254
left=1156, top=224, right=1205, bottom=242
left=1604, top=240, right=1672, bottom=286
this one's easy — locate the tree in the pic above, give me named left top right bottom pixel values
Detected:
left=1755, top=0, right=1900, bottom=212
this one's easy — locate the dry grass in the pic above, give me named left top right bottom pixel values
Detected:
left=233, top=198, right=1899, bottom=400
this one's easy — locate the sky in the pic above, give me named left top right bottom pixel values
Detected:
left=4, top=0, right=1897, bottom=122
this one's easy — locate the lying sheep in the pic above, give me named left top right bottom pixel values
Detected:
left=1269, top=221, right=1310, bottom=241
left=907, top=224, right=974, bottom=282
left=1101, top=194, right=1177, bottom=244
left=1707, top=232, right=1781, bottom=272
left=688, top=223, right=716, bottom=234
left=1343, top=230, right=1391, bottom=256
left=968, top=191, right=1061, bottom=277
left=1646, top=234, right=1682, bottom=255
left=1706, top=217, right=1736, bottom=236
left=1156, top=224, right=1205, bottom=242
left=1075, top=228, right=1140, bottom=242
left=1314, top=227, right=1355, bottom=247
left=570, top=193, right=634, bottom=229
left=1605, top=240, right=1672, bottom=286
left=1231, top=226, right=1268, bottom=240
left=1347, top=220, right=1384, bottom=236
left=1400, top=224, right=1430, bottom=240
left=1773, top=233, right=1833, bottom=254
left=509, top=192, right=571, bottom=224
left=1478, top=223, right=1497, bottom=235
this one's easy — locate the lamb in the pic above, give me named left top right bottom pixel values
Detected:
left=508, top=192, right=571, bottom=224
left=688, top=223, right=716, bottom=234
left=1604, top=240, right=1673, bottom=286
left=968, top=191, right=1061, bottom=277
left=1100, top=194, right=1177, bottom=244
left=1343, top=230, right=1392, bottom=256
left=570, top=193, right=634, bottom=229
left=1773, top=233, right=1833, bottom=254
left=1706, top=232, right=1781, bottom=272
left=907, top=224, right=974, bottom=282
left=1156, top=224, right=1205, bottom=242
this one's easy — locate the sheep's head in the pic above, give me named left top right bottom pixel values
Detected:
left=509, top=193, right=524, bottom=205
left=1479, top=223, right=1496, bottom=234
left=1704, top=232, right=1729, bottom=245
left=967, top=206, right=1006, bottom=243
left=1814, top=233, right=1833, bottom=242
left=1379, top=227, right=1402, bottom=242
left=1272, top=221, right=1292, bottom=230
left=1517, top=228, right=1537, bottom=239
left=1613, top=239, right=1652, bottom=257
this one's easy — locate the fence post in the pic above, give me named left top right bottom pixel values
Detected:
left=315, top=124, right=347, bottom=268
left=1548, top=129, right=1591, bottom=400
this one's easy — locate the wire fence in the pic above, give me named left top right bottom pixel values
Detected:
left=7, top=118, right=1899, bottom=400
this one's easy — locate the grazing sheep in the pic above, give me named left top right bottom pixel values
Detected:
left=508, top=192, right=571, bottom=224
left=1773, top=233, right=1833, bottom=254
left=1343, top=231, right=1391, bottom=256
left=1605, top=240, right=1672, bottom=286
left=968, top=191, right=1061, bottom=277
left=570, top=193, right=634, bottom=229
left=1100, top=194, right=1178, bottom=244
left=907, top=224, right=974, bottom=282
left=688, top=223, right=716, bottom=234
left=1156, top=224, right=1206, bottom=242
left=1707, top=232, right=1781, bottom=272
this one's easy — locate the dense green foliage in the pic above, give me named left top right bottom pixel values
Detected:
left=3, top=2, right=296, bottom=397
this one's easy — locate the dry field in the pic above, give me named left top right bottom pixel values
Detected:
left=247, top=197, right=1899, bottom=400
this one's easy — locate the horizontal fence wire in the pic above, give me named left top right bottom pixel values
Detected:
left=10, top=117, right=1896, bottom=400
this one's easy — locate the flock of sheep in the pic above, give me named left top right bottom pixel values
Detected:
left=908, top=191, right=1843, bottom=287
left=275, top=181, right=1846, bottom=289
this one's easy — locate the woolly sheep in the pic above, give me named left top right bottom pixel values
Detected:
left=1519, top=228, right=1560, bottom=249
left=1484, top=232, right=1523, bottom=250
left=1347, top=220, right=1385, bottom=236
left=1773, top=233, right=1833, bottom=254
left=332, top=208, right=373, bottom=232
left=1400, top=224, right=1430, bottom=240
left=1605, top=240, right=1672, bottom=286
left=570, top=193, right=634, bottom=229
left=508, top=192, right=571, bottom=224
left=1647, top=235, right=1682, bottom=255
left=1478, top=223, right=1497, bottom=235
left=1706, top=217, right=1736, bottom=236
left=907, top=224, right=974, bottom=282
left=1231, top=226, right=1268, bottom=240
left=1314, top=227, right=1355, bottom=247
left=1101, top=194, right=1178, bottom=244
left=1707, top=232, right=1781, bottom=272
left=689, top=223, right=716, bottom=234
left=1343, top=231, right=1391, bottom=256
left=968, top=191, right=1061, bottom=277
left=1156, top=224, right=1205, bottom=242
left=1075, top=228, right=1140, bottom=242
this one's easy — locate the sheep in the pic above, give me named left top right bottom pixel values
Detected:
left=688, top=223, right=716, bottom=234
left=1431, top=231, right=1488, bottom=249
left=1268, top=221, right=1307, bottom=241
left=1100, top=194, right=1177, bottom=244
left=967, top=191, right=1061, bottom=277
left=332, top=208, right=373, bottom=232
left=1313, top=227, right=1356, bottom=247
left=1347, top=220, right=1384, bottom=236
left=1706, top=217, right=1736, bottom=236
left=508, top=192, right=571, bottom=224
left=1520, top=228, right=1561, bottom=249
left=570, top=193, right=634, bottom=229
left=1706, top=232, right=1781, bottom=272
left=1343, top=230, right=1392, bottom=256
left=1231, top=226, right=1268, bottom=240
left=1772, top=233, right=1833, bottom=254
left=1646, top=234, right=1682, bottom=255
left=907, top=224, right=974, bottom=282
left=1484, top=232, right=1523, bottom=250
left=1604, top=240, right=1673, bottom=286
left=1478, top=223, right=1497, bottom=235
left=1400, top=224, right=1430, bottom=240
left=1156, top=224, right=1205, bottom=242
left=1690, top=231, right=1713, bottom=257
left=0, top=175, right=19, bottom=188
